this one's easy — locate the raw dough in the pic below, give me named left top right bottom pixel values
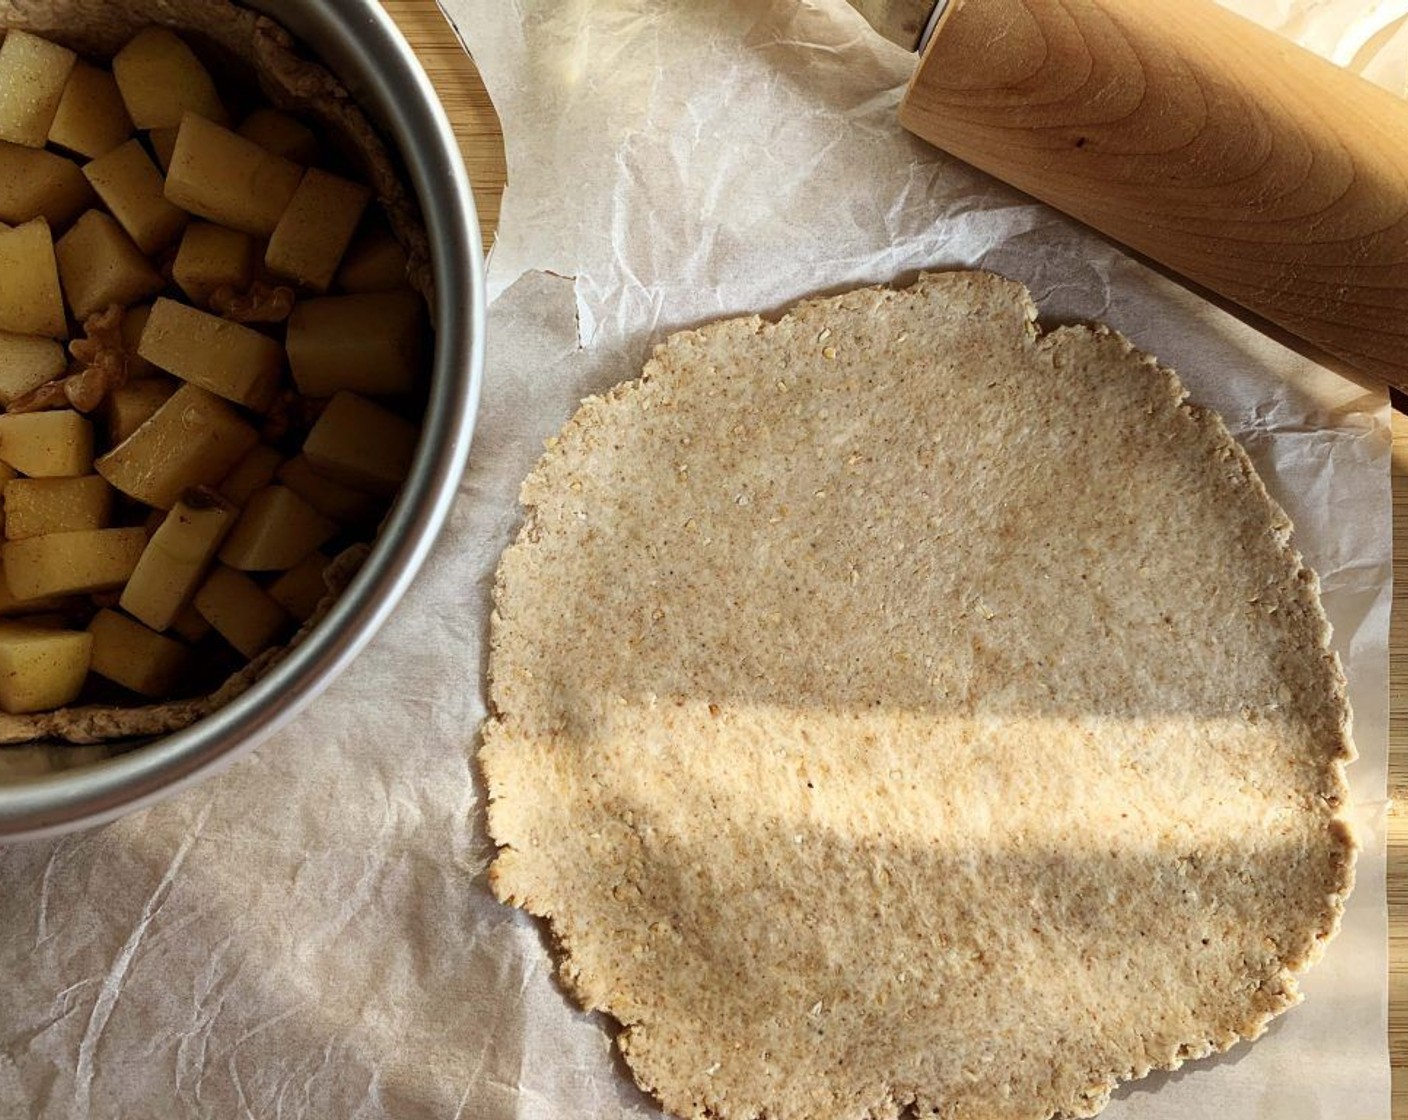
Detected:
left=482, top=272, right=1355, bottom=1120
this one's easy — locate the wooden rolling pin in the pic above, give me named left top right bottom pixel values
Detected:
left=892, top=0, right=1408, bottom=387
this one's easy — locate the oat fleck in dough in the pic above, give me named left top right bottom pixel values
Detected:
left=481, top=272, right=1355, bottom=1120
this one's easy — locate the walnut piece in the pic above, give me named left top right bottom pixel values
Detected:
left=7, top=303, right=131, bottom=414
left=208, top=280, right=295, bottom=324
left=259, top=387, right=326, bottom=442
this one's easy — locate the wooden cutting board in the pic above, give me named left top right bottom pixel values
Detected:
left=379, top=1, right=1408, bottom=1111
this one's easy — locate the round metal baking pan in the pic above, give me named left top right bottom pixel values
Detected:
left=0, top=0, right=485, bottom=839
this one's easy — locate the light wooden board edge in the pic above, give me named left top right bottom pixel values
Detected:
left=382, top=0, right=503, bottom=245
left=382, top=1, right=1408, bottom=1113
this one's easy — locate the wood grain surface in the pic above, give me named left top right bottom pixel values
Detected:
left=381, top=1, right=1408, bottom=1113
left=901, top=0, right=1408, bottom=392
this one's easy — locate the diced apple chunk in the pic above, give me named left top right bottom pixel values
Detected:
left=237, top=108, right=318, bottom=163
left=3, top=610, right=69, bottom=629
left=218, top=486, right=335, bottom=571
left=276, top=454, right=380, bottom=525
left=83, top=138, right=187, bottom=253
left=105, top=378, right=177, bottom=446
left=268, top=550, right=330, bottom=622
left=194, top=564, right=287, bottom=658
left=147, top=125, right=177, bottom=172
left=4, top=475, right=112, bottom=540
left=303, top=392, right=417, bottom=497
left=265, top=169, right=370, bottom=293
left=0, top=331, right=65, bottom=405
left=172, top=222, right=255, bottom=305
left=336, top=224, right=409, bottom=293
left=286, top=292, right=424, bottom=398
left=120, top=490, right=236, bottom=631
left=170, top=602, right=210, bottom=642
left=95, top=384, right=258, bottom=509
left=0, top=31, right=77, bottom=148
left=137, top=298, right=282, bottom=409
left=218, top=443, right=281, bottom=506
left=48, top=62, right=132, bottom=158
left=5, top=526, right=147, bottom=599
left=0, top=141, right=92, bottom=227
left=0, top=551, right=70, bottom=616
left=55, top=209, right=163, bottom=320
left=0, top=410, right=93, bottom=477
left=111, top=28, right=226, bottom=130
left=120, top=303, right=156, bottom=377
left=0, top=218, right=66, bottom=337
left=0, top=621, right=90, bottom=713
left=87, top=607, right=186, bottom=697
left=0, top=26, right=422, bottom=709
left=165, top=112, right=302, bottom=237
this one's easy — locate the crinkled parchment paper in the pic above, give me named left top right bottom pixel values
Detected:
left=0, top=1, right=1394, bottom=1118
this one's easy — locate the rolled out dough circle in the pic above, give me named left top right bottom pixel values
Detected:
left=482, top=272, right=1355, bottom=1120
